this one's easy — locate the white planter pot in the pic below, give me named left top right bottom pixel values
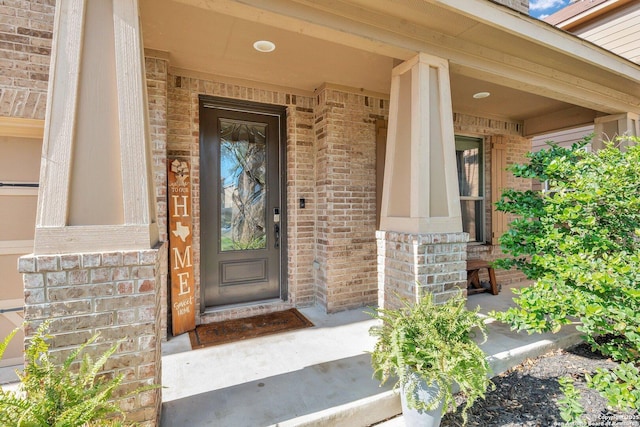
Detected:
left=400, top=374, right=445, bottom=427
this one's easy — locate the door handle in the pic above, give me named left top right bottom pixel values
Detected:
left=273, top=207, right=280, bottom=249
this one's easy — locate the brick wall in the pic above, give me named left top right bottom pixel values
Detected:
left=19, top=246, right=166, bottom=426
left=492, top=0, right=529, bottom=14
left=286, top=95, right=316, bottom=306
left=145, top=56, right=169, bottom=243
left=314, top=86, right=387, bottom=312
left=377, top=231, right=468, bottom=310
left=0, top=0, right=53, bottom=119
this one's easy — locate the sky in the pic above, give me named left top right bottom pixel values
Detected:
left=529, top=0, right=571, bottom=19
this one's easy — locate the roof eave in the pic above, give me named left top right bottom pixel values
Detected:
left=431, top=0, right=640, bottom=83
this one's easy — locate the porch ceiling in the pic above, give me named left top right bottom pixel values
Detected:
left=140, top=0, right=395, bottom=96
left=140, top=0, right=640, bottom=134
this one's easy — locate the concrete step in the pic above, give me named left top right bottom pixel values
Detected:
left=160, top=300, right=582, bottom=427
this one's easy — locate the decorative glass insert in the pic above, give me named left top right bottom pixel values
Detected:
left=219, top=119, right=267, bottom=251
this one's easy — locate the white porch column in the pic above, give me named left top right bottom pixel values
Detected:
left=593, top=113, right=639, bottom=150
left=377, top=53, right=467, bottom=309
left=19, top=1, right=163, bottom=425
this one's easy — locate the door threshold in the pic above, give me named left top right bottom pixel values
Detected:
left=200, top=299, right=292, bottom=323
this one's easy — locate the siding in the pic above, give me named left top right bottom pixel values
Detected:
left=530, top=125, right=593, bottom=192
left=0, top=0, right=54, bottom=367
left=531, top=124, right=594, bottom=152
left=573, top=2, right=640, bottom=64
left=0, top=132, right=41, bottom=366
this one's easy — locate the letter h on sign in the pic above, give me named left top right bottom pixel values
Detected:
left=172, top=195, right=189, bottom=217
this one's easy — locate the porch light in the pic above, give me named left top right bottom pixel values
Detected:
left=253, top=40, right=276, bottom=52
left=473, top=91, right=490, bottom=99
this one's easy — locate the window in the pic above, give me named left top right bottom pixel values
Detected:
left=455, top=136, right=484, bottom=243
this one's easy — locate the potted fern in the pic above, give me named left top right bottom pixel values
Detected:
left=369, top=293, right=492, bottom=426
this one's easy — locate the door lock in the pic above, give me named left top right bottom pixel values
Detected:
left=274, top=208, right=280, bottom=248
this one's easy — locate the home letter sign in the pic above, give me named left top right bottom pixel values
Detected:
left=168, top=159, right=195, bottom=335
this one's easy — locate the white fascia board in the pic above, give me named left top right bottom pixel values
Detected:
left=431, top=0, right=640, bottom=82
left=555, top=0, right=627, bottom=30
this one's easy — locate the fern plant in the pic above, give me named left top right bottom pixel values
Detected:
left=369, top=293, right=493, bottom=425
left=0, top=321, right=137, bottom=427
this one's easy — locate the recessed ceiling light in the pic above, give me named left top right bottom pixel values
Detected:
left=253, top=40, right=276, bottom=53
left=473, top=92, right=491, bottom=99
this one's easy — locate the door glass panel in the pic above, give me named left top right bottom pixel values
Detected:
left=219, top=119, right=267, bottom=251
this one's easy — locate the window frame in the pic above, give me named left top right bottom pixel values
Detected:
left=454, top=134, right=486, bottom=244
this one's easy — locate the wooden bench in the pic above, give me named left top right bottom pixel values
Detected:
left=466, top=259, right=499, bottom=295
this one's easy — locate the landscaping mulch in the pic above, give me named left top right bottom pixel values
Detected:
left=441, top=343, right=640, bottom=427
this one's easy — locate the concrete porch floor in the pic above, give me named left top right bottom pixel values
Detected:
left=160, top=283, right=583, bottom=427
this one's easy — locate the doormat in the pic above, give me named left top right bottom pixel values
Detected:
left=188, top=308, right=314, bottom=349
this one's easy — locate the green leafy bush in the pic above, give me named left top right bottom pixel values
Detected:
left=491, top=135, right=640, bottom=412
left=0, top=322, right=142, bottom=426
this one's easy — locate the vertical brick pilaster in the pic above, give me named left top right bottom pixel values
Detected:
left=377, top=231, right=468, bottom=310
left=145, top=54, right=169, bottom=340
left=286, top=99, right=316, bottom=307
left=314, top=86, right=388, bottom=312
left=145, top=55, right=169, bottom=243
left=19, top=244, right=165, bottom=427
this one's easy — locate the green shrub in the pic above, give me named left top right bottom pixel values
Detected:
left=490, top=135, right=640, bottom=412
left=0, top=322, right=145, bottom=426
